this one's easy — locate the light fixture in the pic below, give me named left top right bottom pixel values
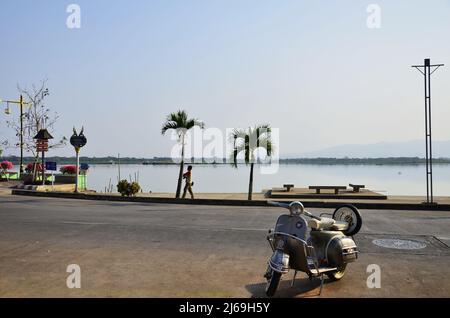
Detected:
left=4, top=102, right=11, bottom=115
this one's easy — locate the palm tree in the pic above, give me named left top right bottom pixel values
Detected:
left=229, top=124, right=273, bottom=200
left=161, top=110, right=204, bottom=198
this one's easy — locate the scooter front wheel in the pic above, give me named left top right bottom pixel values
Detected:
left=326, top=264, right=347, bottom=281
left=265, top=270, right=282, bottom=297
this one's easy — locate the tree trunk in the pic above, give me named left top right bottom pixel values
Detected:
left=176, top=159, right=184, bottom=199
left=248, top=163, right=254, bottom=201
left=32, top=153, right=39, bottom=183
left=175, top=137, right=185, bottom=199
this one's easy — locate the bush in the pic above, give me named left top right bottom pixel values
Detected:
left=0, top=161, right=13, bottom=171
left=117, top=180, right=141, bottom=197
left=129, top=182, right=141, bottom=196
left=60, top=165, right=77, bottom=174
left=117, top=180, right=128, bottom=196
left=59, top=164, right=89, bottom=175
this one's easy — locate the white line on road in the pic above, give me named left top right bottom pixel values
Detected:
left=59, top=221, right=267, bottom=232
left=229, top=227, right=267, bottom=232
left=61, top=221, right=111, bottom=225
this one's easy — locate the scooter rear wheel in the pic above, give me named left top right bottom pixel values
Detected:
left=326, top=264, right=347, bottom=281
left=265, top=271, right=282, bottom=297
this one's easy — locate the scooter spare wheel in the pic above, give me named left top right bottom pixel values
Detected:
left=332, top=204, right=362, bottom=236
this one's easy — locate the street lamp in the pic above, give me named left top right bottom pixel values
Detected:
left=4, top=102, right=11, bottom=115
left=412, top=58, right=444, bottom=204
left=0, top=95, right=32, bottom=175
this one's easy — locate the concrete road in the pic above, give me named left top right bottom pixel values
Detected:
left=0, top=195, right=449, bottom=297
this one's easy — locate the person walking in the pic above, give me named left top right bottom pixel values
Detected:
left=182, top=165, right=194, bottom=199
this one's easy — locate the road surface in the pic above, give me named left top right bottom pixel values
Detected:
left=0, top=194, right=449, bottom=297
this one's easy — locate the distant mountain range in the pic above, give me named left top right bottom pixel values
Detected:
left=286, top=140, right=450, bottom=159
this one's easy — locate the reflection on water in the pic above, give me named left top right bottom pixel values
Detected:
left=85, top=164, right=450, bottom=196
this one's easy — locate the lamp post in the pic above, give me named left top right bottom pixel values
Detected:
left=412, top=59, right=444, bottom=204
left=70, top=127, right=87, bottom=193
left=0, top=95, right=32, bottom=175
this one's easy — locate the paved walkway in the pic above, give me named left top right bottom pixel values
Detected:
left=146, top=191, right=450, bottom=204
left=3, top=181, right=449, bottom=205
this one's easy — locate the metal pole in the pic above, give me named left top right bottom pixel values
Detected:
left=19, top=95, right=24, bottom=175
left=427, top=60, right=434, bottom=203
left=412, top=59, right=443, bottom=204
left=42, top=150, right=45, bottom=185
left=424, top=68, right=429, bottom=203
left=75, top=147, right=80, bottom=193
left=118, top=153, right=121, bottom=181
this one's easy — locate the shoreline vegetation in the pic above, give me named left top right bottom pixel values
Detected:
left=2, top=156, right=450, bottom=166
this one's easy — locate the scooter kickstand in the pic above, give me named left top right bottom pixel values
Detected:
left=318, top=274, right=324, bottom=296
left=291, top=271, right=297, bottom=287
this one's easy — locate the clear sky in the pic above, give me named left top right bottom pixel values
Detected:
left=1, top=0, right=449, bottom=157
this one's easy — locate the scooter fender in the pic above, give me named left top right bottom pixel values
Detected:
left=268, top=249, right=290, bottom=274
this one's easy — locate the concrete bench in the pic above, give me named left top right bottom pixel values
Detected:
left=283, top=184, right=295, bottom=192
left=309, top=186, right=347, bottom=194
left=349, top=184, right=365, bottom=193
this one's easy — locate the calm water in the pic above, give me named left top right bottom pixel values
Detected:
left=85, top=164, right=450, bottom=196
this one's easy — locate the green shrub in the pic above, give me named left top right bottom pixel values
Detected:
left=117, top=179, right=141, bottom=197
left=129, top=182, right=141, bottom=196
left=117, top=180, right=129, bottom=196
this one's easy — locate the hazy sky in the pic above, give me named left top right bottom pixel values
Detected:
left=1, top=0, right=449, bottom=157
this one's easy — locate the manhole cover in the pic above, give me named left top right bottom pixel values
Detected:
left=372, top=239, right=427, bottom=250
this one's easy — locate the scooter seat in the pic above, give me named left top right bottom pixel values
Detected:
left=331, top=221, right=348, bottom=231
left=308, top=218, right=348, bottom=231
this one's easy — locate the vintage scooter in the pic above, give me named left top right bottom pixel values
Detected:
left=264, top=201, right=362, bottom=297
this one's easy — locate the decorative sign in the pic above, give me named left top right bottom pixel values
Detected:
left=45, top=162, right=57, bottom=171
left=36, top=140, right=49, bottom=152
left=70, top=127, right=87, bottom=149
left=34, top=129, right=53, bottom=153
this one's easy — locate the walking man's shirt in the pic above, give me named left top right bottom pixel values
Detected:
left=182, top=166, right=194, bottom=199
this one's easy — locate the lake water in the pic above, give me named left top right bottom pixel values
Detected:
left=85, top=164, right=450, bottom=196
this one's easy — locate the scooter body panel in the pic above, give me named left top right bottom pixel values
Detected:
left=269, top=215, right=310, bottom=273
left=309, top=230, right=344, bottom=261
left=274, top=214, right=308, bottom=241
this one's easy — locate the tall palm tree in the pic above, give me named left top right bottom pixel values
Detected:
left=161, top=110, right=204, bottom=198
left=229, top=124, right=273, bottom=200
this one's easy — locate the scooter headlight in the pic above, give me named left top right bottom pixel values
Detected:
left=289, top=201, right=304, bottom=215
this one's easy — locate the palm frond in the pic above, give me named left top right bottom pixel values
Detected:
left=161, top=110, right=204, bottom=135
left=161, top=121, right=179, bottom=135
left=258, top=138, right=274, bottom=156
left=186, top=118, right=205, bottom=130
left=228, top=124, right=274, bottom=164
left=230, top=147, right=239, bottom=168
left=227, top=128, right=246, bottom=143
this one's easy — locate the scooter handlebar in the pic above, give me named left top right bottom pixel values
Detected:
left=268, top=201, right=323, bottom=221
left=304, top=210, right=322, bottom=221
left=267, top=201, right=290, bottom=208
